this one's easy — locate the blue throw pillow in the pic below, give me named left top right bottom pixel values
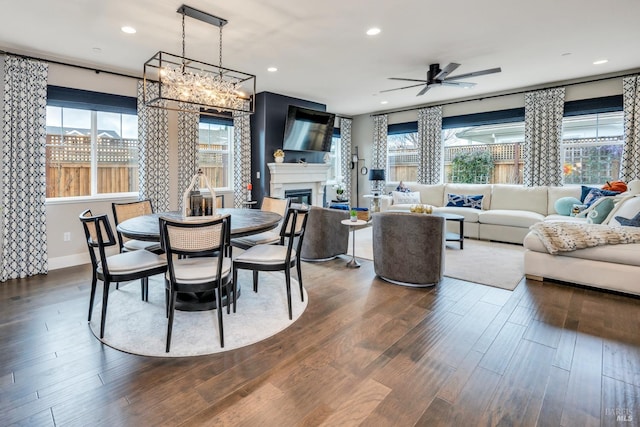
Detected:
left=554, top=197, right=582, bottom=216
left=586, top=198, right=615, bottom=224
left=446, top=194, right=483, bottom=210
left=583, top=188, right=619, bottom=207
left=580, top=185, right=596, bottom=202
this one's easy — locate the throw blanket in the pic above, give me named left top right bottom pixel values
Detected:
left=529, top=222, right=640, bottom=255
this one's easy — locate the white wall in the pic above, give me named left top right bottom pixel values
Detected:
left=349, top=77, right=626, bottom=209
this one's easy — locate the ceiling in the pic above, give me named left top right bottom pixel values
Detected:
left=1, top=0, right=639, bottom=116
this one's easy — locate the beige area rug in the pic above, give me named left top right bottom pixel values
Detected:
left=89, top=270, right=307, bottom=357
left=349, top=227, right=525, bottom=290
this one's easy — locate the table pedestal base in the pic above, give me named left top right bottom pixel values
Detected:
left=175, top=287, right=240, bottom=311
left=346, top=258, right=361, bottom=268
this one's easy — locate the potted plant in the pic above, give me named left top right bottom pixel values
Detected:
left=274, top=149, right=285, bottom=163
left=333, top=181, right=346, bottom=201
left=350, top=208, right=358, bottom=222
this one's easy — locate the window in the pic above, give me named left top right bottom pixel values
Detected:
left=327, top=134, right=341, bottom=183
left=387, top=132, right=418, bottom=182
left=198, top=120, right=233, bottom=189
left=443, top=122, right=525, bottom=184
left=46, top=106, right=139, bottom=198
left=561, top=111, right=623, bottom=185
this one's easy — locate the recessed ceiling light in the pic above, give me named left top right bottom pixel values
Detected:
left=92, top=47, right=102, bottom=54
left=380, top=100, right=388, bottom=105
left=593, top=59, right=608, bottom=65
left=366, top=27, right=381, bottom=36
left=267, top=67, right=278, bottom=72
left=121, top=26, right=136, bottom=34
left=561, top=52, right=572, bottom=56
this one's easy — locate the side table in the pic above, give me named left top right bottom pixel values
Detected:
left=341, top=219, right=368, bottom=268
left=434, top=212, right=465, bottom=249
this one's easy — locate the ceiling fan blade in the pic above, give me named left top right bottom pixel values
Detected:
left=388, top=77, right=429, bottom=83
left=434, top=63, right=460, bottom=80
left=440, top=81, right=476, bottom=88
left=416, top=85, right=431, bottom=96
left=445, top=67, right=502, bottom=81
left=380, top=83, right=426, bottom=93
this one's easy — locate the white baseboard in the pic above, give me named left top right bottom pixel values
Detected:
left=48, top=253, right=90, bottom=270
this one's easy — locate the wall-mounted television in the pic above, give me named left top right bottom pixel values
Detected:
left=282, top=105, right=336, bottom=152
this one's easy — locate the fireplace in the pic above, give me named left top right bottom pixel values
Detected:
left=285, top=189, right=312, bottom=205
left=267, top=162, right=330, bottom=207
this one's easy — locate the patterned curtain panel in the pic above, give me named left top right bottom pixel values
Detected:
left=177, top=105, right=199, bottom=211
left=621, top=75, right=640, bottom=182
left=137, top=81, right=170, bottom=211
left=523, top=87, right=566, bottom=186
left=339, top=118, right=352, bottom=201
left=233, top=110, right=251, bottom=208
left=372, top=114, right=388, bottom=195
left=417, top=106, right=443, bottom=185
left=1, top=56, right=48, bottom=281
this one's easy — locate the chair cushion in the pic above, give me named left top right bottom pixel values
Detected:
left=234, top=245, right=294, bottom=265
left=123, top=239, right=161, bottom=252
left=479, top=210, right=545, bottom=228
left=231, top=231, right=280, bottom=247
left=167, top=257, right=232, bottom=284
left=98, top=250, right=166, bottom=275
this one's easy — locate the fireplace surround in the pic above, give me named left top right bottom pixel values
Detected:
left=267, top=163, right=330, bottom=207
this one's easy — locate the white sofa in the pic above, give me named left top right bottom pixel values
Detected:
left=383, top=182, right=583, bottom=244
left=383, top=182, right=640, bottom=296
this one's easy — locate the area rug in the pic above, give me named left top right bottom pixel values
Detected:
left=89, top=270, right=308, bottom=357
left=349, top=227, right=525, bottom=290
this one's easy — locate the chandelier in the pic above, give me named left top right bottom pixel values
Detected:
left=143, top=4, right=256, bottom=116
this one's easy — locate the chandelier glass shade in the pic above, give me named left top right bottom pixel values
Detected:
left=143, top=5, right=256, bottom=116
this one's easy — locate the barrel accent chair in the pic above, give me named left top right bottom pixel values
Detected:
left=300, top=206, right=349, bottom=261
left=372, top=212, right=445, bottom=287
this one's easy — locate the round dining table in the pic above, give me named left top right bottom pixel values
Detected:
left=116, top=208, right=282, bottom=311
left=116, top=208, right=282, bottom=241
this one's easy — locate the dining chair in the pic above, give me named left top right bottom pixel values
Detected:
left=232, top=206, right=308, bottom=320
left=79, top=209, right=167, bottom=339
left=112, top=200, right=161, bottom=253
left=160, top=214, right=232, bottom=352
left=216, top=194, right=225, bottom=208
left=230, top=196, right=290, bottom=250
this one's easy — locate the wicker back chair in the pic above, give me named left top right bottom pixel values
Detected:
left=159, top=214, right=232, bottom=352
left=112, top=200, right=160, bottom=253
left=79, top=209, right=167, bottom=338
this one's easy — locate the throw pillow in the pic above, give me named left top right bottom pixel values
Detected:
left=446, top=193, right=484, bottom=210
left=554, top=196, right=582, bottom=216
left=392, top=191, right=420, bottom=205
left=586, top=197, right=615, bottom=224
left=583, top=187, right=620, bottom=207
left=580, top=185, right=597, bottom=202
left=615, top=212, right=640, bottom=227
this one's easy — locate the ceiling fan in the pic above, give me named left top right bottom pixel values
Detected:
left=382, top=63, right=502, bottom=96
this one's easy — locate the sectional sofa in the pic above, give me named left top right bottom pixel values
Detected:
left=382, top=182, right=583, bottom=244
left=382, top=182, right=640, bottom=296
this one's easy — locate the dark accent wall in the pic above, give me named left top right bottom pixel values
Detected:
left=250, top=92, right=326, bottom=202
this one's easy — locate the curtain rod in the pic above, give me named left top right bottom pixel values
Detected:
left=0, top=49, right=142, bottom=81
left=370, top=69, right=640, bottom=117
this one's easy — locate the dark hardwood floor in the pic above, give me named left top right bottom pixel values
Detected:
left=1, top=256, right=639, bottom=426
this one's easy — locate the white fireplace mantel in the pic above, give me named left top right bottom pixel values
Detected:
left=267, top=162, right=330, bottom=206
